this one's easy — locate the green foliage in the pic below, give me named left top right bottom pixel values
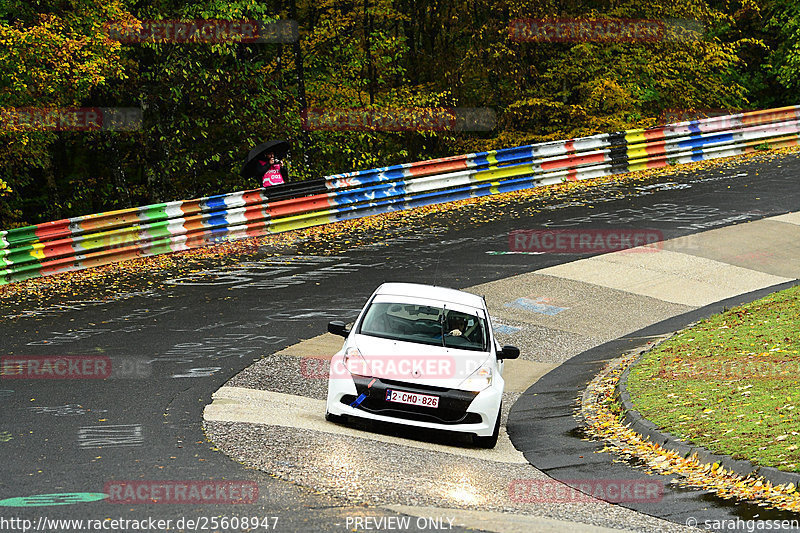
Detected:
left=0, top=0, right=796, bottom=227
left=0, top=0, right=128, bottom=223
left=763, top=0, right=800, bottom=99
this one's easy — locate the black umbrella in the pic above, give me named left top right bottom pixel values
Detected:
left=241, top=139, right=290, bottom=177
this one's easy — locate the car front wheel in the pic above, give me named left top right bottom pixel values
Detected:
left=473, top=405, right=501, bottom=448
left=325, top=410, right=345, bottom=424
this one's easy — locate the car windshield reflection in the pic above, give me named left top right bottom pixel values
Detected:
left=358, top=302, right=488, bottom=351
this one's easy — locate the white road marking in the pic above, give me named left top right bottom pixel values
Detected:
left=204, top=386, right=528, bottom=464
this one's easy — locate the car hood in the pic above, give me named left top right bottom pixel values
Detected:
left=349, top=334, right=491, bottom=389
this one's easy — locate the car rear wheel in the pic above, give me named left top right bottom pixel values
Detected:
left=473, top=405, right=501, bottom=448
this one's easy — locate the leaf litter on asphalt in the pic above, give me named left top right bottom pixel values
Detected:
left=2, top=147, right=797, bottom=311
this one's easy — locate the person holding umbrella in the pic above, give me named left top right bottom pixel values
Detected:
left=241, top=139, right=290, bottom=188
left=258, top=151, right=289, bottom=187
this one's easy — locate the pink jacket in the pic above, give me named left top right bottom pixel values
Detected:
left=262, top=163, right=285, bottom=187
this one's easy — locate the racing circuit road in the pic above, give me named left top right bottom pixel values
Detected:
left=1, top=151, right=800, bottom=533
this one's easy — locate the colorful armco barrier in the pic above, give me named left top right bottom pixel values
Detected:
left=1, top=106, right=798, bottom=285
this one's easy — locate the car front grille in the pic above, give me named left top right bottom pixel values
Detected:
left=340, top=376, right=483, bottom=425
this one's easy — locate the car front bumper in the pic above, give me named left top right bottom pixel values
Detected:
left=326, top=375, right=502, bottom=436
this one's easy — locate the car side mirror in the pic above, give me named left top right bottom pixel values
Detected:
left=498, top=345, right=520, bottom=360
left=328, top=321, right=349, bottom=338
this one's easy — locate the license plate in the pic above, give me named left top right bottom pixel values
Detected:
left=385, top=389, right=439, bottom=408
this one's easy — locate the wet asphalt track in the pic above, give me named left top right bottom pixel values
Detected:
left=1, top=152, right=800, bottom=532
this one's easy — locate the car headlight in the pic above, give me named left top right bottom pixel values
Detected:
left=343, top=347, right=370, bottom=376
left=460, top=363, right=493, bottom=392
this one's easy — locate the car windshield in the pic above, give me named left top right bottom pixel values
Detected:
left=358, top=302, right=488, bottom=351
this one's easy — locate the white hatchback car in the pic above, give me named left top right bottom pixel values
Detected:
left=325, top=282, right=519, bottom=448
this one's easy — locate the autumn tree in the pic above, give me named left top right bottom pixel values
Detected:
left=0, top=0, right=129, bottom=225
left=0, top=0, right=796, bottom=226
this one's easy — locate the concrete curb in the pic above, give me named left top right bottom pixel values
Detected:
left=615, top=338, right=800, bottom=487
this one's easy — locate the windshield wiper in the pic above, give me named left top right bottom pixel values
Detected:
left=439, top=306, right=446, bottom=347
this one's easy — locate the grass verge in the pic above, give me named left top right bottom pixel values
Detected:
left=582, top=352, right=800, bottom=511
left=628, top=284, right=800, bottom=471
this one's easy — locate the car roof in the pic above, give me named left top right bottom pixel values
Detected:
left=374, top=283, right=485, bottom=309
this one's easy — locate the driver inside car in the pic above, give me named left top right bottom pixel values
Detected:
left=446, top=315, right=468, bottom=336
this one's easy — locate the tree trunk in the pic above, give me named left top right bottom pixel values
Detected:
left=364, top=0, right=374, bottom=105
left=42, top=160, right=62, bottom=220
left=289, top=0, right=311, bottom=173
left=111, top=137, right=133, bottom=208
